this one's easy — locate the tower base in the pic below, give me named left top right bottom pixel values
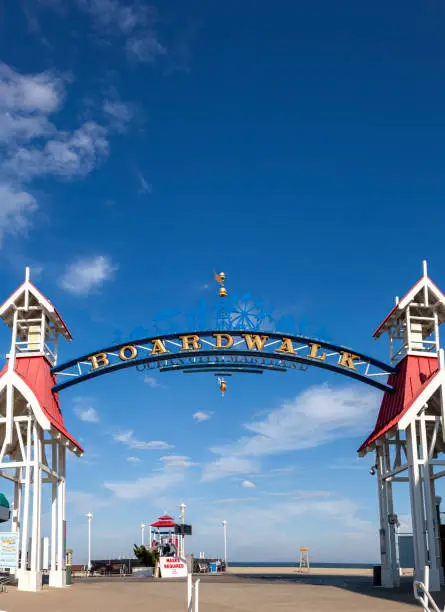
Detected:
left=17, top=569, right=43, bottom=592
left=49, top=569, right=67, bottom=588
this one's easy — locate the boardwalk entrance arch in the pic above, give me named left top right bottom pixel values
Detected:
left=0, top=263, right=444, bottom=592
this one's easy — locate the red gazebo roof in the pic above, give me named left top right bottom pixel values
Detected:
left=150, top=514, right=176, bottom=528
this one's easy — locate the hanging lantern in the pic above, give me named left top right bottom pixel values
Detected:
left=218, top=378, right=227, bottom=397
left=219, top=287, right=228, bottom=298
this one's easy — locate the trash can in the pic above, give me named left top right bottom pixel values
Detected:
left=209, top=562, right=217, bottom=573
left=373, top=565, right=381, bottom=586
left=66, top=566, right=72, bottom=585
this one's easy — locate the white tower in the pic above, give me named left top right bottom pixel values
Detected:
left=0, top=268, right=82, bottom=591
left=360, top=261, right=445, bottom=592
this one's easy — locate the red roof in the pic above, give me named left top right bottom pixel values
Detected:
left=151, top=514, right=176, bottom=528
left=358, top=354, right=439, bottom=452
left=12, top=356, right=82, bottom=452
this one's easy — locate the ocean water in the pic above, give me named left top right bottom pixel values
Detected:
left=229, top=562, right=375, bottom=569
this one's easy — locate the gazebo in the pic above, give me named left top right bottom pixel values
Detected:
left=150, top=514, right=178, bottom=554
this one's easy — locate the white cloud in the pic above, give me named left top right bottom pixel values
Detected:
left=75, top=406, right=100, bottom=423
left=202, top=456, right=259, bottom=482
left=59, top=255, right=117, bottom=295
left=144, top=375, right=159, bottom=388
left=114, top=430, right=170, bottom=450
left=104, top=470, right=184, bottom=500
left=67, top=490, right=112, bottom=513
left=4, top=122, right=108, bottom=180
left=104, top=454, right=196, bottom=500
left=204, top=384, right=379, bottom=481
left=0, top=63, right=110, bottom=247
left=241, top=480, right=256, bottom=489
left=126, top=457, right=141, bottom=463
left=193, top=411, right=212, bottom=423
left=160, top=455, right=199, bottom=469
left=0, top=63, right=64, bottom=115
left=0, top=184, right=37, bottom=246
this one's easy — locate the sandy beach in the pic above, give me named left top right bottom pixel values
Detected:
left=0, top=571, right=424, bottom=612
left=227, top=565, right=374, bottom=576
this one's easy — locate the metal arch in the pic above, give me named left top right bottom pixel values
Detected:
left=51, top=330, right=396, bottom=393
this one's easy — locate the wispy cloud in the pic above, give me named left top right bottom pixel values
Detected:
left=76, top=0, right=165, bottom=63
left=202, top=456, right=259, bottom=482
left=160, top=455, right=199, bottom=469
left=59, top=255, right=117, bottom=295
left=193, top=411, right=212, bottom=423
left=126, top=456, right=141, bottom=463
left=137, top=170, right=152, bottom=194
left=203, top=384, right=379, bottom=481
left=144, top=375, right=160, bottom=388
left=102, top=99, right=133, bottom=132
left=67, top=490, right=112, bottom=513
left=104, top=454, right=195, bottom=500
left=73, top=397, right=100, bottom=422
left=114, top=430, right=170, bottom=450
left=75, top=406, right=100, bottom=423
left=241, top=480, right=256, bottom=489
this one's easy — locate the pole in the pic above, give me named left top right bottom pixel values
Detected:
left=187, top=572, right=192, bottom=612
left=222, top=521, right=227, bottom=567
left=87, top=513, right=92, bottom=574
left=140, top=523, right=145, bottom=546
left=194, top=578, right=200, bottom=612
left=180, top=503, right=186, bottom=557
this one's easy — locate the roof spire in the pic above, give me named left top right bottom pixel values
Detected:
left=423, top=259, right=428, bottom=278
left=25, top=267, right=30, bottom=282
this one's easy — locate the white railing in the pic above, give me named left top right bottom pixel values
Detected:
left=187, top=574, right=200, bottom=612
left=413, top=568, right=443, bottom=612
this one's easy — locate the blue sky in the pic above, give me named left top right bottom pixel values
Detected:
left=0, top=0, right=444, bottom=563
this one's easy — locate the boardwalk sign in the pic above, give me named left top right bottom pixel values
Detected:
left=52, top=331, right=396, bottom=393
left=0, top=533, right=18, bottom=570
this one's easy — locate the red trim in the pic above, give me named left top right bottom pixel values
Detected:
left=358, top=354, right=439, bottom=452
left=10, top=356, right=82, bottom=452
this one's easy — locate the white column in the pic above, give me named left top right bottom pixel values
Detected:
left=57, top=445, right=66, bottom=572
left=419, top=415, right=441, bottom=591
left=12, top=467, right=22, bottom=535
left=376, top=445, right=394, bottom=587
left=49, top=441, right=58, bottom=586
left=87, top=512, right=93, bottom=572
left=406, top=421, right=428, bottom=584
left=382, top=440, right=399, bottom=587
left=19, top=418, right=32, bottom=573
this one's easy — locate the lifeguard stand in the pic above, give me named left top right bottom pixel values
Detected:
left=0, top=268, right=82, bottom=591
left=360, top=261, right=445, bottom=592
left=298, top=546, right=309, bottom=572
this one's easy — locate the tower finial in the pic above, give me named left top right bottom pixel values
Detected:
left=25, top=267, right=30, bottom=282
left=422, top=260, right=428, bottom=278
